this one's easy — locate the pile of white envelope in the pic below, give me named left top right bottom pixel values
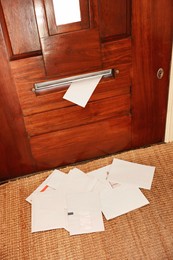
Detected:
left=26, top=159, right=155, bottom=236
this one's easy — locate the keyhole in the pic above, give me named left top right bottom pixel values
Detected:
left=157, top=68, right=164, bottom=79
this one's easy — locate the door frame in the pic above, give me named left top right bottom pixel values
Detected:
left=165, top=45, right=173, bottom=142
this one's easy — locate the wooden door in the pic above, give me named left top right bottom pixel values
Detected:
left=0, top=0, right=172, bottom=180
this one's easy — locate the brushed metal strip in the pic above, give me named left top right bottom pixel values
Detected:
left=33, top=69, right=113, bottom=92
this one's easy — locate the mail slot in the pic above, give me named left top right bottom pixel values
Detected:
left=33, top=69, right=114, bottom=93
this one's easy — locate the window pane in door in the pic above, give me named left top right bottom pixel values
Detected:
left=52, top=0, right=81, bottom=26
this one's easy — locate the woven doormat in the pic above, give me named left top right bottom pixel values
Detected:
left=0, top=142, right=173, bottom=260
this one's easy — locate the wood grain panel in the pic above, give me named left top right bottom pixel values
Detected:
left=33, top=0, right=49, bottom=38
left=0, top=2, right=13, bottom=57
left=0, top=24, right=36, bottom=181
left=41, top=29, right=102, bottom=77
left=30, top=116, right=131, bottom=170
left=132, top=0, right=173, bottom=147
left=1, top=0, right=40, bottom=56
left=11, top=42, right=131, bottom=116
left=99, top=0, right=131, bottom=41
left=102, top=38, right=132, bottom=68
left=25, top=94, right=130, bottom=136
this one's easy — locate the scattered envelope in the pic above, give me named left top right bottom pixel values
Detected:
left=46, top=169, right=68, bottom=190
left=31, top=190, right=68, bottom=233
left=63, top=75, right=102, bottom=107
left=48, top=168, right=97, bottom=193
left=68, top=168, right=86, bottom=175
left=108, top=159, right=155, bottom=190
left=100, top=184, right=149, bottom=220
left=87, top=165, right=111, bottom=181
left=91, top=179, right=112, bottom=193
left=26, top=169, right=64, bottom=203
left=66, top=192, right=105, bottom=235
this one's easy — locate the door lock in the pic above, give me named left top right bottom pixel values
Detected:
left=157, top=68, right=164, bottom=79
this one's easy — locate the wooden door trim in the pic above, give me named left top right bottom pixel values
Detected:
left=0, top=24, right=36, bottom=180
left=131, top=0, right=173, bottom=147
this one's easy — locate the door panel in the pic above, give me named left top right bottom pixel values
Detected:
left=30, top=116, right=131, bottom=170
left=0, top=0, right=41, bottom=58
left=11, top=38, right=131, bottom=116
left=99, top=0, right=131, bottom=41
left=102, top=38, right=132, bottom=68
left=41, top=29, right=102, bottom=76
left=132, top=0, right=173, bottom=147
left=24, top=94, right=130, bottom=136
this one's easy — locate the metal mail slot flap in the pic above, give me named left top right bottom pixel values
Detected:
left=33, top=69, right=113, bottom=93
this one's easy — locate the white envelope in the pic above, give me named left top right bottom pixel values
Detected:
left=26, top=169, right=64, bottom=203
left=63, top=75, right=102, bottom=107
left=108, top=159, right=155, bottom=190
left=87, top=165, right=111, bottom=181
left=31, top=190, right=68, bottom=233
left=47, top=170, right=68, bottom=190
left=100, top=184, right=149, bottom=220
left=48, top=168, right=97, bottom=193
left=91, top=179, right=112, bottom=193
left=68, top=168, right=86, bottom=175
left=66, top=192, right=105, bottom=235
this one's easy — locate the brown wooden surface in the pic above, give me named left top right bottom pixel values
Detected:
left=25, top=94, right=130, bottom=136
left=0, top=0, right=172, bottom=180
left=0, top=2, right=12, bottom=57
left=33, top=0, right=49, bottom=38
left=131, top=0, right=173, bottom=147
left=11, top=37, right=131, bottom=116
left=30, top=116, right=131, bottom=170
left=41, top=29, right=102, bottom=76
left=0, top=24, right=36, bottom=181
left=102, top=38, right=132, bottom=68
left=99, top=0, right=131, bottom=41
left=1, top=0, right=40, bottom=57
left=11, top=64, right=130, bottom=116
